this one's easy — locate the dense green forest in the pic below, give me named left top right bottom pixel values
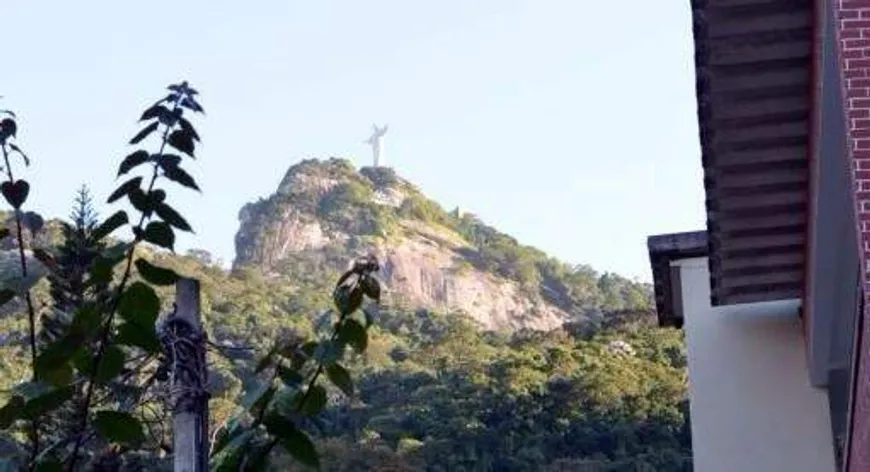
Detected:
left=1, top=214, right=691, bottom=471
left=0, top=96, right=687, bottom=471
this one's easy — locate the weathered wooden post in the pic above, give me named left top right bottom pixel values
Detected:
left=157, top=278, right=210, bottom=472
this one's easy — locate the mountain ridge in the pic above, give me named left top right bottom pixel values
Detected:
left=232, top=158, right=651, bottom=331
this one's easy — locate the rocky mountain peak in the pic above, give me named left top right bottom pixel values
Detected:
left=233, top=158, right=650, bottom=331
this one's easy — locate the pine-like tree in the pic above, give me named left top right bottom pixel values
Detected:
left=41, top=185, right=107, bottom=343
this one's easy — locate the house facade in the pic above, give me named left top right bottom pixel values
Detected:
left=647, top=0, right=870, bottom=470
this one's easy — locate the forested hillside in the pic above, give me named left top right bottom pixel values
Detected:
left=0, top=159, right=691, bottom=471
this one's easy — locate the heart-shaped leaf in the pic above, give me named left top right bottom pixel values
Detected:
left=0, top=180, right=29, bottom=208
left=0, top=118, right=16, bottom=143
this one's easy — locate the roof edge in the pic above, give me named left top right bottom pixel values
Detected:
left=648, top=230, right=709, bottom=327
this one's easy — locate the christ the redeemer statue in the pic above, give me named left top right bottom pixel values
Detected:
left=365, top=124, right=388, bottom=167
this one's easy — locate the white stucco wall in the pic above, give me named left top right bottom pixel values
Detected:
left=675, top=257, right=836, bottom=472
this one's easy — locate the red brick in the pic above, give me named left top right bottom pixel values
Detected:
left=845, top=9, right=862, bottom=19
left=856, top=170, right=870, bottom=180
left=854, top=118, right=870, bottom=129
left=847, top=48, right=865, bottom=59
left=844, top=19, right=870, bottom=29
left=851, top=108, right=870, bottom=118
left=860, top=179, right=870, bottom=192
left=843, top=0, right=870, bottom=9
left=849, top=58, right=870, bottom=69
left=846, top=39, right=870, bottom=49
left=851, top=88, right=870, bottom=98
left=847, top=68, right=867, bottom=78
left=852, top=78, right=870, bottom=88
left=844, top=28, right=863, bottom=39
left=857, top=128, right=870, bottom=139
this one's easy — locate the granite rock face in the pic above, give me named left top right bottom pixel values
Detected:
left=233, top=158, right=574, bottom=331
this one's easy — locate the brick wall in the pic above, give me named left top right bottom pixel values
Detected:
left=834, top=0, right=870, bottom=470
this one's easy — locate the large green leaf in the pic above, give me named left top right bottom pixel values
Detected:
left=35, top=334, right=83, bottom=379
left=168, top=129, right=196, bottom=157
left=155, top=202, right=193, bottom=231
left=338, top=319, right=367, bottom=353
left=277, top=365, right=304, bottom=388
left=117, top=150, right=150, bottom=176
left=211, top=417, right=245, bottom=456
left=296, top=385, right=326, bottom=416
left=210, top=429, right=254, bottom=472
left=119, top=281, right=160, bottom=327
left=41, top=362, right=73, bottom=387
left=22, top=384, right=75, bottom=419
left=89, top=210, right=129, bottom=242
left=116, top=322, right=161, bottom=354
left=34, top=459, right=62, bottom=472
left=241, top=439, right=274, bottom=472
left=0, top=458, right=19, bottom=472
left=333, top=284, right=363, bottom=316
left=281, top=430, right=320, bottom=469
left=95, top=345, right=126, bottom=385
left=0, top=396, right=24, bottom=429
left=143, top=221, right=175, bottom=250
left=162, top=164, right=200, bottom=192
left=242, top=381, right=275, bottom=419
left=0, top=289, right=14, bottom=307
left=129, top=121, right=159, bottom=145
left=325, top=363, right=354, bottom=397
left=313, top=341, right=339, bottom=365
left=360, top=276, right=381, bottom=302
left=135, top=258, right=180, bottom=286
left=93, top=411, right=145, bottom=447
left=107, top=177, right=142, bottom=204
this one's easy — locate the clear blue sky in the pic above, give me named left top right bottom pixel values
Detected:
left=2, top=0, right=705, bottom=281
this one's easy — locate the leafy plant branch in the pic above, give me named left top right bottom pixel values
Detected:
left=0, top=105, right=52, bottom=472
left=66, top=81, right=205, bottom=470
left=209, top=255, right=382, bottom=470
